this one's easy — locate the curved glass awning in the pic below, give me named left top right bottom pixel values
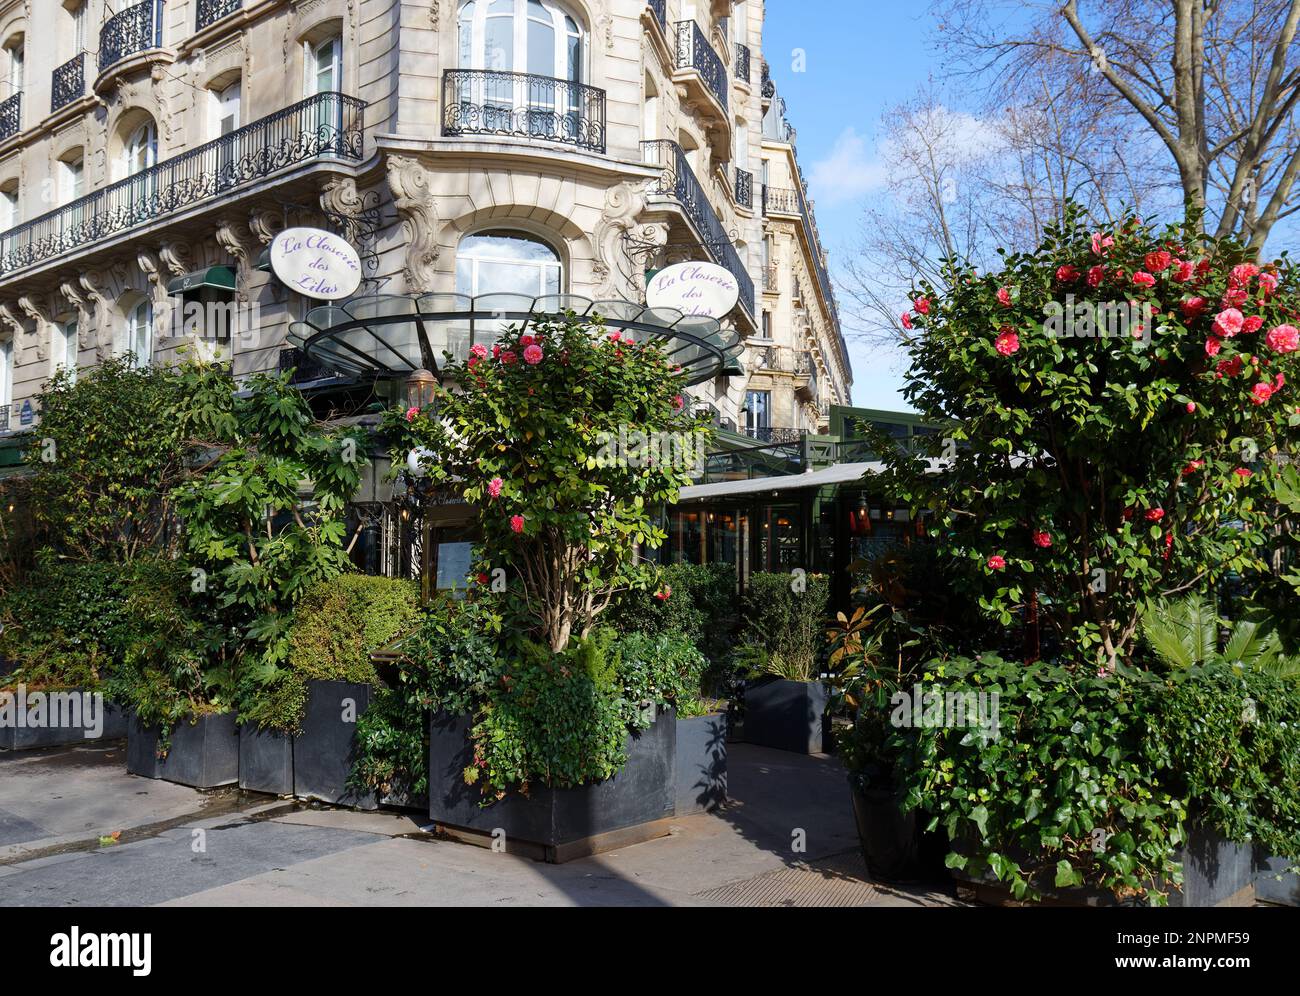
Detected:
left=285, top=293, right=745, bottom=386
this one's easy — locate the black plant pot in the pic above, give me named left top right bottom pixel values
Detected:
left=1254, top=849, right=1300, bottom=906
left=675, top=713, right=728, bottom=815
left=292, top=680, right=377, bottom=809
left=0, top=689, right=128, bottom=750
left=428, top=706, right=676, bottom=861
left=744, top=678, right=829, bottom=754
left=127, top=712, right=239, bottom=789
left=238, top=723, right=294, bottom=795
left=850, top=780, right=922, bottom=882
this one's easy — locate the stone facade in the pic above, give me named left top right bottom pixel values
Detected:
left=0, top=0, right=849, bottom=435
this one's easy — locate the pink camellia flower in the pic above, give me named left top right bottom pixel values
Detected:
left=1217, top=356, right=1244, bottom=377
left=487, top=477, right=503, bottom=499
left=1265, top=324, right=1300, bottom=354
left=1172, top=260, right=1195, bottom=282
left=996, top=286, right=1013, bottom=307
left=467, top=355, right=481, bottom=369
left=501, top=350, right=518, bottom=365
left=1242, top=315, right=1264, bottom=334
left=1032, top=530, right=1052, bottom=549
left=1132, top=271, right=1156, bottom=288
left=1090, top=231, right=1114, bottom=256
left=1229, top=263, right=1260, bottom=288
left=1213, top=308, right=1245, bottom=337
left=523, top=344, right=544, bottom=365
left=470, top=343, right=489, bottom=360
left=654, top=585, right=673, bottom=602
left=987, top=555, right=1006, bottom=570
left=509, top=514, right=525, bottom=534
left=1222, top=287, right=1249, bottom=309
left=405, top=406, right=420, bottom=422
left=492, top=343, right=502, bottom=360
left=1235, top=467, right=1253, bottom=480
left=608, top=331, right=623, bottom=343
left=1185, top=401, right=1197, bottom=413
left=913, top=296, right=931, bottom=315
left=673, top=394, right=685, bottom=410
left=1205, top=336, right=1222, bottom=357
left=1182, top=296, right=1207, bottom=319
left=1259, top=271, right=1279, bottom=298
left=900, top=312, right=913, bottom=330
left=1056, top=264, right=1079, bottom=282
left=994, top=329, right=1020, bottom=356
left=1182, top=459, right=1205, bottom=476
left=1145, top=507, right=1165, bottom=522
left=1252, top=381, right=1275, bottom=405
left=519, top=334, right=535, bottom=347
left=1145, top=251, right=1172, bottom=273
left=1275, top=372, right=1286, bottom=391
left=1086, top=265, right=1105, bottom=288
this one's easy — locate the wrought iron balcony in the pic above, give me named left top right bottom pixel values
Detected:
left=99, top=0, right=165, bottom=74
left=735, top=43, right=751, bottom=83
left=0, top=92, right=365, bottom=277
left=279, top=346, right=337, bottom=384
left=761, top=61, right=774, bottom=99
left=642, top=139, right=755, bottom=320
left=442, top=70, right=606, bottom=154
left=197, top=0, right=242, bottom=31
left=762, top=185, right=799, bottom=215
left=647, top=0, right=667, bottom=33
left=743, top=425, right=803, bottom=445
left=734, top=167, right=753, bottom=210
left=52, top=54, right=85, bottom=112
left=675, top=20, right=727, bottom=112
left=0, top=93, right=20, bottom=141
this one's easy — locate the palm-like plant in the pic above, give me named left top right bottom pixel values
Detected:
left=1141, top=596, right=1300, bottom=679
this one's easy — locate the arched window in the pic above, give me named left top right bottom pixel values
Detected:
left=457, top=0, right=584, bottom=82
left=455, top=230, right=562, bottom=296
left=124, top=120, right=157, bottom=176
left=53, top=316, right=77, bottom=383
left=123, top=298, right=153, bottom=368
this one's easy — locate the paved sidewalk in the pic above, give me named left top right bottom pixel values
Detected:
left=0, top=740, right=959, bottom=907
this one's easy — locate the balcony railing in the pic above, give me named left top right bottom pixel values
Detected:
left=642, top=139, right=754, bottom=320
left=734, top=167, right=753, bottom=210
left=0, top=93, right=20, bottom=141
left=761, top=61, right=774, bottom=99
left=675, top=20, right=727, bottom=112
left=442, top=70, right=606, bottom=154
left=279, top=346, right=336, bottom=384
left=792, top=179, right=841, bottom=330
left=51, top=54, right=85, bottom=112
left=735, top=43, right=751, bottom=83
left=99, top=0, right=165, bottom=74
left=762, top=185, right=799, bottom=215
left=197, top=0, right=242, bottom=31
left=743, top=426, right=803, bottom=445
left=0, top=91, right=365, bottom=276
left=647, top=0, right=667, bottom=33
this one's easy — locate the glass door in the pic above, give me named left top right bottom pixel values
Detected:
left=215, top=81, right=242, bottom=189
left=307, top=35, right=342, bottom=151
left=124, top=122, right=157, bottom=225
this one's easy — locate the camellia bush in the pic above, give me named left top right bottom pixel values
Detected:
left=386, top=314, right=709, bottom=652
left=888, top=210, right=1300, bottom=668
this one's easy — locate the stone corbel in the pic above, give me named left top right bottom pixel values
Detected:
left=215, top=218, right=259, bottom=303
left=0, top=302, right=25, bottom=367
left=248, top=209, right=284, bottom=247
left=592, top=182, right=649, bottom=299
left=386, top=156, right=441, bottom=293
left=137, top=250, right=173, bottom=341
left=78, top=271, right=114, bottom=361
left=17, top=296, right=51, bottom=364
left=159, top=240, right=194, bottom=278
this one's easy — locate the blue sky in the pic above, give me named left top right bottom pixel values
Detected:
left=763, top=1, right=937, bottom=412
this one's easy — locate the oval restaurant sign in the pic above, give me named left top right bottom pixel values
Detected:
left=270, top=227, right=362, bottom=300
left=645, top=261, right=739, bottom=318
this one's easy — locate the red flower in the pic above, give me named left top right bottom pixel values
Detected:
left=1145, top=508, right=1165, bottom=522
left=996, top=286, right=1013, bottom=307
left=1182, top=459, right=1205, bottom=476
left=523, top=344, right=544, bottom=365
left=1221, top=287, right=1249, bottom=309
left=1144, top=251, right=1172, bottom=273
left=1032, top=530, right=1052, bottom=548
left=487, top=477, right=503, bottom=499
left=519, top=334, right=536, bottom=347
left=1121, top=506, right=1135, bottom=521
left=1235, top=467, right=1253, bottom=480
left=501, top=350, right=518, bottom=365
left=1163, top=532, right=1174, bottom=561
left=1090, top=231, right=1114, bottom=256
left=913, top=296, right=931, bottom=315
left=1251, top=381, right=1275, bottom=405
left=1216, top=356, right=1243, bottom=377
left=1205, top=336, right=1222, bottom=357
left=1086, top=265, right=1105, bottom=288
left=509, top=514, right=525, bottom=534
left=987, top=555, right=1006, bottom=570
left=994, top=329, right=1020, bottom=356
left=1132, top=271, right=1156, bottom=288
left=1185, top=401, right=1196, bottom=413
left=1259, top=271, right=1279, bottom=298
left=1056, top=264, right=1079, bottom=282
left=900, top=312, right=913, bottom=330
left=1242, top=315, right=1264, bottom=334
left=1229, top=263, right=1260, bottom=288
left=1213, top=308, right=1245, bottom=337
left=1265, top=324, right=1300, bottom=354
left=492, top=343, right=502, bottom=360
left=476, top=572, right=490, bottom=585
left=1172, top=260, right=1195, bottom=282
left=1181, top=296, right=1207, bottom=319
left=470, top=343, right=489, bottom=360
left=405, top=406, right=420, bottom=422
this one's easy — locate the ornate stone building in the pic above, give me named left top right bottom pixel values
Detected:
left=0, top=0, right=849, bottom=436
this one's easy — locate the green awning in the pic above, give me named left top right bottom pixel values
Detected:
left=167, top=266, right=236, bottom=296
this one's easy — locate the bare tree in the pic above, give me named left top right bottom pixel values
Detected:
left=935, top=0, right=1300, bottom=252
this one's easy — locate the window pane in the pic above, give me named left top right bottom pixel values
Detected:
left=485, top=16, right=512, bottom=71
left=527, top=17, right=554, bottom=76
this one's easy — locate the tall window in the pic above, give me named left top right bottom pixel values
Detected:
left=55, top=319, right=77, bottom=383
left=744, top=389, right=771, bottom=435
left=0, top=187, right=18, bottom=262
left=213, top=80, right=242, bottom=189
left=307, top=35, right=342, bottom=94
left=457, top=0, right=584, bottom=81
left=71, top=2, right=86, bottom=54
left=59, top=156, right=83, bottom=204
left=456, top=231, right=562, bottom=296
left=124, top=299, right=153, bottom=368
left=216, top=81, right=241, bottom=134
left=6, top=40, right=22, bottom=95
left=0, top=336, right=12, bottom=413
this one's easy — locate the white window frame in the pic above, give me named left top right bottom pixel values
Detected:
left=0, top=336, right=12, bottom=410
left=457, top=0, right=585, bottom=81
left=54, top=318, right=78, bottom=382
left=123, top=299, right=153, bottom=368
left=306, top=35, right=342, bottom=95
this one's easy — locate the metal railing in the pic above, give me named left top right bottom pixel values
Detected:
left=761, top=60, right=774, bottom=99
left=99, top=0, right=165, bottom=73
left=743, top=425, right=803, bottom=445
left=734, top=167, right=752, bottom=210
left=0, top=93, right=20, bottom=141
left=647, top=0, right=667, bottom=33
left=735, top=43, right=751, bottom=83
left=441, top=69, right=606, bottom=154
left=0, top=92, right=365, bottom=276
left=763, top=185, right=799, bottom=215
left=51, top=54, right=85, bottom=112
left=197, top=0, right=242, bottom=31
left=642, top=140, right=755, bottom=320
left=279, top=346, right=336, bottom=384
left=675, top=20, right=727, bottom=112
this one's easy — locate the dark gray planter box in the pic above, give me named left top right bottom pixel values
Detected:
left=1254, top=851, right=1300, bottom=906
left=238, top=723, right=294, bottom=795
left=292, top=680, right=376, bottom=810
left=127, top=712, right=239, bottom=789
left=0, top=689, right=128, bottom=750
left=674, top=713, right=727, bottom=814
left=744, top=678, right=829, bottom=754
left=428, top=706, right=676, bottom=861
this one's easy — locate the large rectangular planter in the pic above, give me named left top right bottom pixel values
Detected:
left=1254, top=851, right=1300, bottom=906
left=0, top=688, right=128, bottom=750
left=743, top=678, right=829, bottom=754
left=292, top=680, right=377, bottom=810
left=674, top=713, right=727, bottom=815
left=428, top=707, right=676, bottom=862
left=238, top=723, right=294, bottom=795
left=127, top=712, right=239, bottom=789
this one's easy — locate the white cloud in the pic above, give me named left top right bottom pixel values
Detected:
left=807, top=127, right=888, bottom=207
